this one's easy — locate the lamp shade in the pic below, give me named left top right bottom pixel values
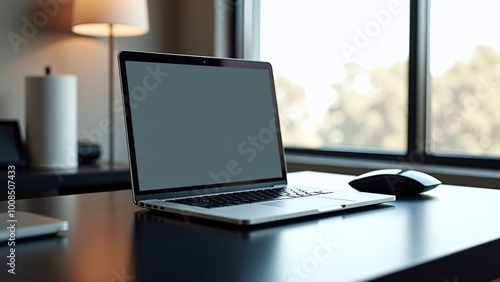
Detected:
left=72, top=0, right=149, bottom=37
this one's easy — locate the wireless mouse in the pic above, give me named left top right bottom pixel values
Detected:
left=349, top=169, right=441, bottom=196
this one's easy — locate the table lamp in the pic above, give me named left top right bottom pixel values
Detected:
left=72, top=0, right=149, bottom=164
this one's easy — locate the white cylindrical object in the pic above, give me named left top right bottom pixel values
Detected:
left=25, top=74, right=78, bottom=169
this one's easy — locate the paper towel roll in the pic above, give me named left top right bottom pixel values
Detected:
left=25, top=74, right=78, bottom=169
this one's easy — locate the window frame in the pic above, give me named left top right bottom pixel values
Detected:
left=232, top=0, right=500, bottom=171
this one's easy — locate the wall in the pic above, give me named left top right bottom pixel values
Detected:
left=178, top=0, right=215, bottom=56
left=0, top=0, right=214, bottom=164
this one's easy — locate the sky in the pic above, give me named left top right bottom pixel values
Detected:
left=429, top=0, right=500, bottom=75
left=259, top=0, right=409, bottom=116
left=258, top=0, right=500, bottom=115
left=259, top=0, right=500, bottom=80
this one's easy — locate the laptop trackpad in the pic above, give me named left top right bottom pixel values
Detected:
left=259, top=197, right=349, bottom=211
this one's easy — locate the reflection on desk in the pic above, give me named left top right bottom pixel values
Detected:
left=0, top=171, right=499, bottom=282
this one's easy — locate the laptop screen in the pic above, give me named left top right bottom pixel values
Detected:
left=119, top=52, right=286, bottom=195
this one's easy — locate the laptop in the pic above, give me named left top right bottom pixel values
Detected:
left=0, top=211, right=68, bottom=242
left=118, top=50, right=395, bottom=225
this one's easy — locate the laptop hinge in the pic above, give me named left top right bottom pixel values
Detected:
left=273, top=184, right=287, bottom=188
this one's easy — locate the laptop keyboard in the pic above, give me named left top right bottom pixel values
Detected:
left=167, top=186, right=333, bottom=209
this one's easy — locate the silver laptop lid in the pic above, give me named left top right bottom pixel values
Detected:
left=118, top=51, right=287, bottom=202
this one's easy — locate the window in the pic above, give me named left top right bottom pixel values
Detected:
left=429, top=0, right=500, bottom=158
left=236, top=0, right=500, bottom=170
left=259, top=0, right=409, bottom=154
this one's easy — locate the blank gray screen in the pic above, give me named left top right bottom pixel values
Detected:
left=125, top=61, right=283, bottom=191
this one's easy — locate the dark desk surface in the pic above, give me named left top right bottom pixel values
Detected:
left=1, top=171, right=500, bottom=282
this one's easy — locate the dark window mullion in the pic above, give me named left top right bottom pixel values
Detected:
left=407, top=0, right=429, bottom=164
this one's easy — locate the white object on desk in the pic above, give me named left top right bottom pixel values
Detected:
left=25, top=69, right=77, bottom=168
